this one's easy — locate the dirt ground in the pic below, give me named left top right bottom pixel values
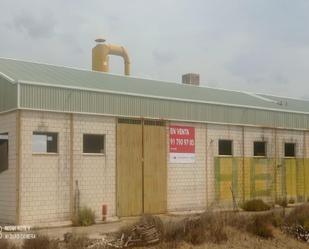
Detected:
left=3, top=207, right=308, bottom=249
left=3, top=223, right=308, bottom=249
left=133, top=227, right=308, bottom=249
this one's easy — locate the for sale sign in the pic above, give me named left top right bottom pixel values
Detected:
left=169, top=125, right=195, bottom=163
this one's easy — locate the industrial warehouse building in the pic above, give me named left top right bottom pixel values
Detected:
left=1, top=47, right=309, bottom=226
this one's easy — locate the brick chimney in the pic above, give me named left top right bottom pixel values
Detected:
left=182, top=73, right=200, bottom=86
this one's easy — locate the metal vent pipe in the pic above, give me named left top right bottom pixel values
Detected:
left=92, top=38, right=130, bottom=76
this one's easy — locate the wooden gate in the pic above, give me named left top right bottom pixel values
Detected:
left=144, top=120, right=167, bottom=214
left=117, top=119, right=143, bottom=216
left=117, top=119, right=167, bottom=217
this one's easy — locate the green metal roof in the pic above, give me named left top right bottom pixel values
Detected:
left=0, top=57, right=308, bottom=114
left=1, top=57, right=309, bottom=130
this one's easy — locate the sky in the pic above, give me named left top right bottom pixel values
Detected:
left=0, top=0, right=309, bottom=99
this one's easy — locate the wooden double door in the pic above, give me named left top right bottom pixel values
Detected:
left=116, top=119, right=167, bottom=217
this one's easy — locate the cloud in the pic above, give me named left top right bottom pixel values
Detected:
left=152, top=48, right=177, bottom=65
left=243, top=0, right=309, bottom=47
left=0, top=0, right=309, bottom=98
left=11, top=10, right=56, bottom=39
left=301, top=95, right=309, bottom=101
left=226, top=44, right=290, bottom=85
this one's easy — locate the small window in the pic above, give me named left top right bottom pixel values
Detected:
left=218, top=140, right=233, bottom=156
left=254, top=141, right=266, bottom=157
left=83, top=134, right=105, bottom=154
left=285, top=143, right=295, bottom=157
left=0, top=133, right=8, bottom=173
left=32, top=132, right=58, bottom=153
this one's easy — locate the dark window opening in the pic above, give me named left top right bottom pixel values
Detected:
left=0, top=133, right=8, bottom=173
left=254, top=141, right=267, bottom=157
left=83, top=134, right=105, bottom=154
left=32, top=132, right=58, bottom=153
left=219, top=140, right=233, bottom=156
left=285, top=143, right=296, bottom=157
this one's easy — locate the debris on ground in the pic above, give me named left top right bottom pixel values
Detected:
left=85, top=238, right=107, bottom=249
left=63, top=232, right=73, bottom=243
left=105, top=223, right=161, bottom=248
left=283, top=225, right=309, bottom=243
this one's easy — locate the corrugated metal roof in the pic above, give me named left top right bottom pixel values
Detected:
left=0, top=76, right=17, bottom=112
left=1, top=57, right=308, bottom=114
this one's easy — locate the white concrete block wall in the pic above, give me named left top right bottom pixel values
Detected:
left=206, top=124, right=243, bottom=206
left=73, top=114, right=116, bottom=220
left=19, top=111, right=116, bottom=225
left=206, top=125, right=306, bottom=206
left=243, top=127, right=276, bottom=202
left=243, top=127, right=305, bottom=160
left=167, top=122, right=206, bottom=212
left=0, top=111, right=16, bottom=224
left=305, top=131, right=309, bottom=158
left=277, top=129, right=303, bottom=159
left=20, top=111, right=71, bottom=225
left=7, top=109, right=309, bottom=225
left=243, top=127, right=275, bottom=158
left=277, top=129, right=304, bottom=200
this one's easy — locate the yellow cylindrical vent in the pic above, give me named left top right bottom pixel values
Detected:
left=92, top=38, right=130, bottom=76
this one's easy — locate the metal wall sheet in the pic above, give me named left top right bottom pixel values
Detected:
left=20, top=84, right=309, bottom=130
left=0, top=77, right=17, bottom=112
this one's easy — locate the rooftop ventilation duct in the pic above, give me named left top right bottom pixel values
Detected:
left=92, top=38, right=130, bottom=76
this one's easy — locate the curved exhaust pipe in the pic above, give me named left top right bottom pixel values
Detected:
left=92, top=38, right=131, bottom=76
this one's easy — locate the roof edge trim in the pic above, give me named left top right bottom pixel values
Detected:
left=256, top=92, right=309, bottom=103
left=0, top=108, right=18, bottom=115
left=244, top=92, right=279, bottom=104
left=0, top=72, right=16, bottom=83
